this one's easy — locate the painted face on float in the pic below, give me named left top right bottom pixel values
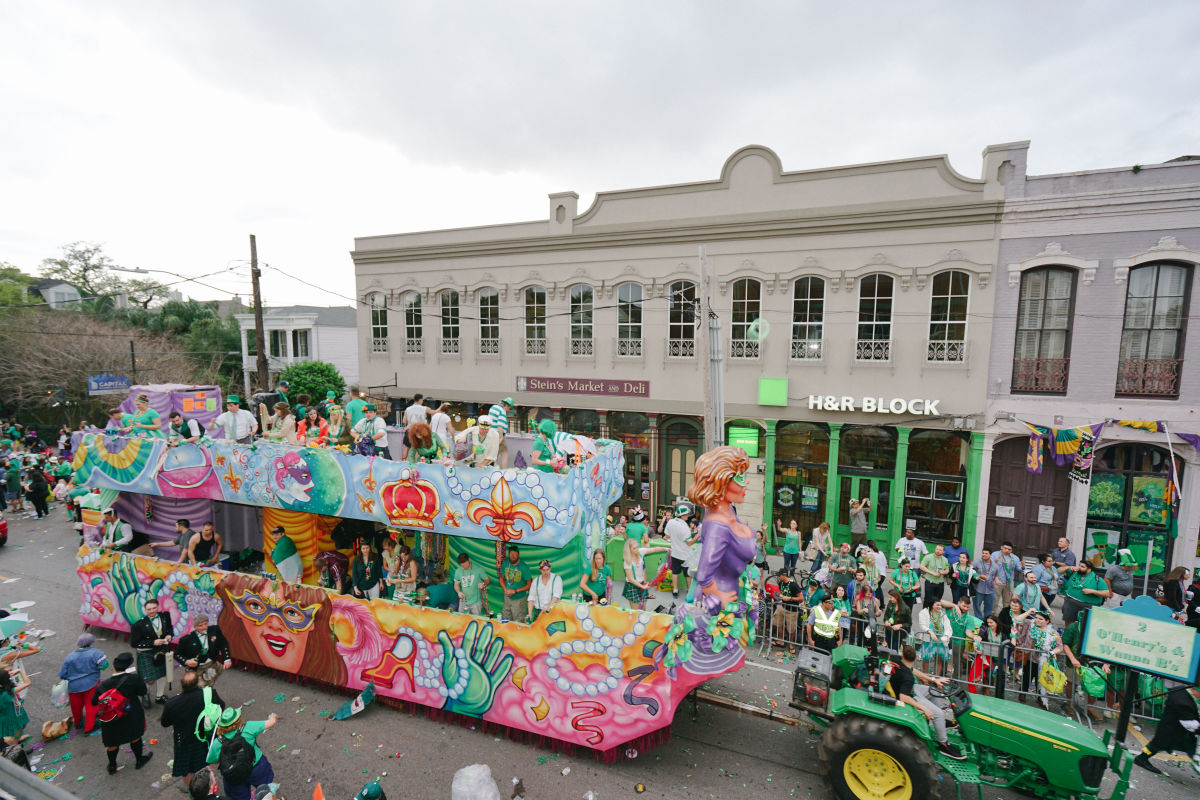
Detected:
left=724, top=471, right=748, bottom=504
left=230, top=589, right=320, bottom=673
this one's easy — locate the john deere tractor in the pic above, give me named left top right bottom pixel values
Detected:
left=791, top=643, right=1133, bottom=800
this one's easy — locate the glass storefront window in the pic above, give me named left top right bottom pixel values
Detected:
left=1085, top=443, right=1179, bottom=578
left=907, top=430, right=969, bottom=476
left=838, top=427, right=897, bottom=472
left=561, top=408, right=600, bottom=436
left=776, top=422, right=830, bottom=464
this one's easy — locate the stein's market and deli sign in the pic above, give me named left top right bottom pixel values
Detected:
left=517, top=376, right=649, bottom=397
left=809, top=395, right=942, bottom=415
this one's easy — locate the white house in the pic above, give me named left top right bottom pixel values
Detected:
left=234, top=305, right=359, bottom=394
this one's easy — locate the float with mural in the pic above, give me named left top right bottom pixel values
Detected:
left=71, top=427, right=758, bottom=754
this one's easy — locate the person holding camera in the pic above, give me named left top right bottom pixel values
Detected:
left=849, top=498, right=870, bottom=550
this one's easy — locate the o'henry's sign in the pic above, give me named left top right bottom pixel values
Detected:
left=809, top=395, right=941, bottom=415
left=1081, top=597, right=1200, bottom=683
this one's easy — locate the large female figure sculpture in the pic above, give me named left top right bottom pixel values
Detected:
left=658, top=446, right=759, bottom=677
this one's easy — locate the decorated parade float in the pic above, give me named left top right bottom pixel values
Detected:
left=70, top=409, right=759, bottom=756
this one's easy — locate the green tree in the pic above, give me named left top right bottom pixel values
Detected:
left=39, top=241, right=124, bottom=298
left=0, top=264, right=33, bottom=307
left=277, top=361, right=346, bottom=406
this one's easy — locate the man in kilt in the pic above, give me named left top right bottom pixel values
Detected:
left=161, top=669, right=225, bottom=787
left=130, top=597, right=173, bottom=706
left=174, top=614, right=232, bottom=688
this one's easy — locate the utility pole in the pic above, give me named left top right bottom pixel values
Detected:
left=698, top=245, right=725, bottom=452
left=250, top=234, right=269, bottom=393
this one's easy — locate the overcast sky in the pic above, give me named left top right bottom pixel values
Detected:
left=2, top=1, right=1196, bottom=306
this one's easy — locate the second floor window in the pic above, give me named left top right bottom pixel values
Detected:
left=668, top=280, right=697, bottom=357
left=928, top=270, right=969, bottom=362
left=791, top=276, right=823, bottom=360
left=570, top=284, right=593, bottom=355
left=269, top=329, right=288, bottom=358
left=402, top=291, right=422, bottom=354
left=525, top=286, right=546, bottom=355
left=730, top=278, right=761, bottom=358
left=440, top=290, right=460, bottom=354
left=291, top=329, right=309, bottom=358
left=1012, top=267, right=1075, bottom=393
left=478, top=289, right=499, bottom=354
left=1117, top=263, right=1189, bottom=396
left=369, top=294, right=388, bottom=353
left=856, top=273, right=893, bottom=361
left=617, top=282, right=642, bottom=356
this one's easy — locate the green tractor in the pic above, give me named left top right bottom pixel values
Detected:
left=791, top=643, right=1133, bottom=800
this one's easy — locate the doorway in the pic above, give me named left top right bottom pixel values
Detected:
left=659, top=418, right=701, bottom=509
left=835, top=474, right=891, bottom=546
left=985, top=437, right=1070, bottom=558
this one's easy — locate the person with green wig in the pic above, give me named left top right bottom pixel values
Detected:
left=530, top=418, right=557, bottom=473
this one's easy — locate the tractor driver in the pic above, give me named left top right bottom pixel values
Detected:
left=887, top=644, right=965, bottom=760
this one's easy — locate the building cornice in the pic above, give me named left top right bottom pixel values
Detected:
left=352, top=199, right=1003, bottom=266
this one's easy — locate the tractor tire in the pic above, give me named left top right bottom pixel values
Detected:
left=817, top=715, right=942, bottom=800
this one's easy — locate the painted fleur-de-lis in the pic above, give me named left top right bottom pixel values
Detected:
left=443, top=508, right=462, bottom=527
left=222, top=464, right=243, bottom=492
left=363, top=470, right=378, bottom=492
left=466, top=476, right=543, bottom=542
left=357, top=493, right=376, bottom=514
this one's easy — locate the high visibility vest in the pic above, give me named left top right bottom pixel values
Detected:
left=812, top=605, right=840, bottom=638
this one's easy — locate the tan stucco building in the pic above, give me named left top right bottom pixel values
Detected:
left=353, top=143, right=1028, bottom=555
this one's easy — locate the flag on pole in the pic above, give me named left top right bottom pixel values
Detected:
left=271, top=533, right=303, bottom=584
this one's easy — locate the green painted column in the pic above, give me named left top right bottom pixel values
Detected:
left=889, top=428, right=911, bottom=566
left=963, top=432, right=985, bottom=555
left=823, top=423, right=843, bottom=531
left=764, top=419, right=778, bottom=552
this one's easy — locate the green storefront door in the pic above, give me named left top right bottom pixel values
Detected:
left=833, top=474, right=891, bottom=547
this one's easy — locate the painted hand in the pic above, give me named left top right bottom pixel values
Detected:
left=112, top=555, right=148, bottom=626
left=436, top=620, right=513, bottom=718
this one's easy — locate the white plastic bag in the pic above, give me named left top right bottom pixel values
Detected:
left=49, top=679, right=69, bottom=708
left=451, top=764, right=501, bottom=800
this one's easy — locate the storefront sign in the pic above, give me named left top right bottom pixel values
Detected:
left=801, top=485, right=820, bottom=512
left=517, top=376, right=649, bottom=397
left=807, top=396, right=941, bottom=415
left=87, top=372, right=131, bottom=396
left=1081, top=596, right=1200, bottom=683
left=994, top=505, right=1015, bottom=519
left=776, top=485, right=796, bottom=508
left=727, top=425, right=760, bottom=457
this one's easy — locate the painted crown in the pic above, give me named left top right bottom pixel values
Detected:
left=380, top=468, right=440, bottom=529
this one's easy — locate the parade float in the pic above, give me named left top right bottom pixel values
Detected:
left=70, top=423, right=758, bottom=755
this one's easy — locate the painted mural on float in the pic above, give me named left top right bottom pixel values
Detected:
left=71, top=434, right=623, bottom=549
left=74, top=548, right=754, bottom=748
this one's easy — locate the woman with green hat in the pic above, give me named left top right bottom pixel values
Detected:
left=529, top=418, right=558, bottom=473
left=205, top=706, right=279, bottom=800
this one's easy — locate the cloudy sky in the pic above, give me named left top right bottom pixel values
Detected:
left=2, top=1, right=1196, bottom=306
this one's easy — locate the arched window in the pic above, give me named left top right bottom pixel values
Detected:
left=440, top=290, right=460, bottom=355
left=730, top=278, right=761, bottom=359
left=791, top=277, right=824, bottom=360
left=617, top=282, right=643, bottom=357
left=927, top=270, right=969, bottom=362
left=478, top=288, right=499, bottom=355
left=1086, top=443, right=1181, bottom=580
left=837, top=426, right=897, bottom=472
left=561, top=408, right=600, bottom=436
left=668, top=280, right=697, bottom=358
left=402, top=292, right=421, bottom=354
left=569, top=284, right=594, bottom=356
left=369, top=293, right=388, bottom=353
left=1117, top=263, right=1190, bottom=397
left=856, top=274, right=893, bottom=361
left=1012, top=267, right=1075, bottom=392
left=524, top=286, right=546, bottom=356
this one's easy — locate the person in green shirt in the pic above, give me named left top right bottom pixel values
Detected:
left=939, top=596, right=981, bottom=680
left=453, top=552, right=490, bottom=615
left=530, top=419, right=558, bottom=473
left=893, top=558, right=921, bottom=610
left=920, top=544, right=950, bottom=606
left=205, top=707, right=278, bottom=797
left=129, top=394, right=165, bottom=438
left=624, top=508, right=649, bottom=544
left=580, top=549, right=612, bottom=604
left=500, top=546, right=532, bottom=621
left=1062, top=561, right=1112, bottom=623
left=775, top=519, right=802, bottom=574
left=4, top=460, right=22, bottom=513
left=828, top=542, right=856, bottom=589
left=345, top=389, right=368, bottom=428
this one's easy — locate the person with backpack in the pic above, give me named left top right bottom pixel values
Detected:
left=162, top=670, right=225, bottom=788
left=91, top=651, right=153, bottom=775
left=57, top=632, right=109, bottom=733
left=206, top=707, right=278, bottom=800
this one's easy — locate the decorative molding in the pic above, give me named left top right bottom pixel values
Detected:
left=945, top=248, right=963, bottom=262
left=899, top=272, right=912, bottom=292
left=1006, top=242, right=1099, bottom=288
left=870, top=253, right=888, bottom=265
left=977, top=272, right=990, bottom=289
left=1113, top=235, right=1200, bottom=284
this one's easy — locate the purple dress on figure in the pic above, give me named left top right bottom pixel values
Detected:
left=695, top=512, right=756, bottom=603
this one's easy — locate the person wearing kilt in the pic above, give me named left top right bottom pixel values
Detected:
left=174, top=614, right=232, bottom=688
left=130, top=598, right=173, bottom=706
left=161, top=670, right=225, bottom=787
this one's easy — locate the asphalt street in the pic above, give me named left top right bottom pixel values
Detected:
left=1, top=507, right=1197, bottom=799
